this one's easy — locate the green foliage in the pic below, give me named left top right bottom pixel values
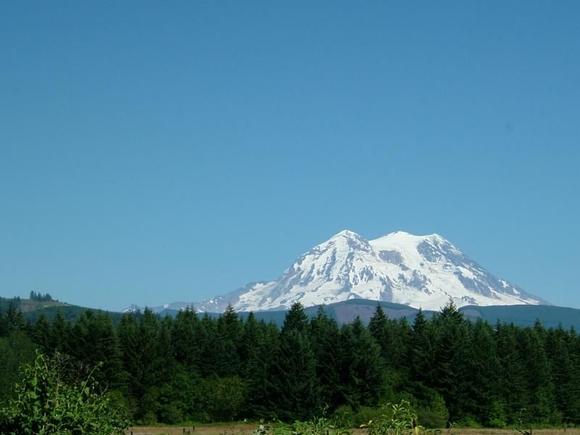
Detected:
left=29, top=291, right=53, bottom=302
left=331, top=405, right=354, bottom=428
left=338, top=318, right=383, bottom=409
left=0, top=332, right=37, bottom=403
left=351, top=407, right=383, bottom=428
left=487, top=400, right=508, bottom=428
left=290, top=416, right=352, bottom=435
left=253, top=416, right=351, bottom=435
left=196, top=376, right=247, bottom=422
left=3, top=296, right=580, bottom=427
left=416, top=392, right=448, bottom=429
left=0, top=352, right=128, bottom=434
left=271, top=327, right=321, bottom=421
left=362, top=400, right=429, bottom=435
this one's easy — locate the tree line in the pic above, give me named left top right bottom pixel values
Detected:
left=1, top=301, right=579, bottom=427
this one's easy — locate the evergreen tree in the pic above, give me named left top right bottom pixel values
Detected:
left=216, top=305, right=242, bottom=376
left=495, top=323, right=528, bottom=423
left=118, top=310, right=167, bottom=422
left=519, top=326, right=556, bottom=422
left=49, top=312, right=71, bottom=354
left=338, top=318, right=384, bottom=409
left=282, top=302, right=309, bottom=334
left=69, top=311, right=124, bottom=389
left=31, top=315, right=51, bottom=351
left=546, top=328, right=580, bottom=422
left=171, top=308, right=200, bottom=371
left=5, top=302, right=25, bottom=334
left=271, top=304, right=320, bottom=420
left=310, top=307, right=342, bottom=410
left=243, top=320, right=279, bottom=418
left=431, top=301, right=471, bottom=421
left=468, top=321, right=500, bottom=424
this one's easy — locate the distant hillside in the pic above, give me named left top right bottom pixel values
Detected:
left=0, top=297, right=122, bottom=322
left=460, top=304, right=580, bottom=329
left=3, top=296, right=579, bottom=330
left=156, top=298, right=580, bottom=330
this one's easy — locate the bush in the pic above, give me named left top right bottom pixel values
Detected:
left=332, top=405, right=354, bottom=428
left=0, top=352, right=128, bottom=435
left=362, top=400, right=432, bottom=435
left=454, top=416, right=481, bottom=428
left=195, top=376, right=247, bottom=421
left=416, top=393, right=448, bottom=428
left=352, top=406, right=382, bottom=428
left=292, top=416, right=352, bottom=435
left=487, top=400, right=507, bottom=428
left=0, top=332, right=36, bottom=404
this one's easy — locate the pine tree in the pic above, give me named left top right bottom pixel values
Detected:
left=546, top=328, right=580, bottom=422
left=431, top=301, right=471, bottom=420
left=271, top=304, right=320, bottom=420
left=496, top=323, right=528, bottom=423
left=309, top=307, right=342, bottom=410
left=216, top=305, right=242, bottom=376
left=5, top=302, right=25, bottom=333
left=49, top=312, right=71, bottom=354
left=118, top=310, right=165, bottom=421
left=519, top=325, right=555, bottom=422
left=368, top=305, right=389, bottom=361
left=338, top=318, right=384, bottom=409
left=31, top=315, right=51, bottom=351
left=243, top=318, right=279, bottom=418
left=171, top=308, right=200, bottom=371
left=69, top=311, right=124, bottom=389
left=407, top=309, right=438, bottom=405
left=282, top=302, right=309, bottom=334
left=468, top=321, right=500, bottom=424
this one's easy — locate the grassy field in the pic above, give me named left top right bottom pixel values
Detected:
left=127, top=425, right=580, bottom=435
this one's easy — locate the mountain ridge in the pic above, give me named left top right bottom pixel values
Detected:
left=141, top=229, right=545, bottom=313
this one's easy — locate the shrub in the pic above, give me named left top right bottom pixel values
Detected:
left=0, top=352, right=128, bottom=435
left=362, top=400, right=434, bottom=435
left=332, top=405, right=354, bottom=428
left=291, top=416, right=352, bottom=434
left=487, top=400, right=507, bottom=428
left=416, top=393, right=448, bottom=428
left=352, top=406, right=382, bottom=428
left=196, top=376, right=247, bottom=421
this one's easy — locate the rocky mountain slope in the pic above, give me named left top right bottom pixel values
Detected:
left=189, top=230, right=544, bottom=312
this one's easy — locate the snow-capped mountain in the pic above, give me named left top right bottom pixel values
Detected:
left=188, top=230, right=544, bottom=312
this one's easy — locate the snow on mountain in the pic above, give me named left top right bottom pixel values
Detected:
left=189, top=230, right=544, bottom=312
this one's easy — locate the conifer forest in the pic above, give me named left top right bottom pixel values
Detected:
left=1, top=302, right=580, bottom=430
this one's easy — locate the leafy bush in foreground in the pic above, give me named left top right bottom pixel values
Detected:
left=0, top=352, right=128, bottom=435
left=362, top=400, right=434, bottom=435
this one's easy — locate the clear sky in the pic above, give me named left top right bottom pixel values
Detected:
left=1, top=1, right=579, bottom=310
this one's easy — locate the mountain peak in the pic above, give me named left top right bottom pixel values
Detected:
left=189, top=229, right=545, bottom=313
left=329, top=229, right=363, bottom=239
left=378, top=230, right=445, bottom=241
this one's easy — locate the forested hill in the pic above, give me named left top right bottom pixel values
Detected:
left=0, top=296, right=122, bottom=322
left=1, top=301, right=579, bottom=428
left=3, top=296, right=580, bottom=329
left=154, top=299, right=580, bottom=330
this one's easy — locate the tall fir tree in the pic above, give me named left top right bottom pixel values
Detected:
left=271, top=303, right=320, bottom=420
left=338, top=317, right=384, bottom=409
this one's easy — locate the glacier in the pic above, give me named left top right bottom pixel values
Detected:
left=190, top=230, right=544, bottom=313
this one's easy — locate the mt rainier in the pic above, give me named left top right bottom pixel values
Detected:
left=192, top=230, right=544, bottom=313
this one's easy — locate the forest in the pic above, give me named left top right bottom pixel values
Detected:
left=1, top=301, right=579, bottom=429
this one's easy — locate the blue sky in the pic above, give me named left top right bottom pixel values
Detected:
left=1, top=1, right=579, bottom=310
